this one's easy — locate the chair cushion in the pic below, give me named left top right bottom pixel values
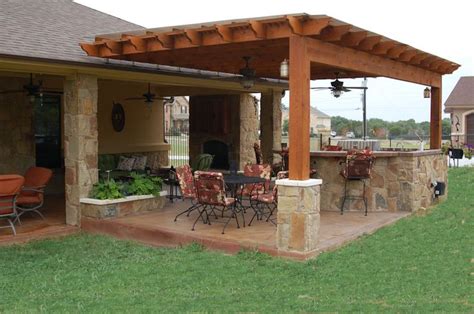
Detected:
left=224, top=197, right=235, bottom=206
left=133, top=155, right=147, bottom=171
left=251, top=192, right=275, bottom=203
left=117, top=156, right=136, bottom=171
left=16, top=194, right=42, bottom=205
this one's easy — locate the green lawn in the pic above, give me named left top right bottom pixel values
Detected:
left=1, top=169, right=473, bottom=312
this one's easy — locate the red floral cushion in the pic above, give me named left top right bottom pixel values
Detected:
left=194, top=171, right=229, bottom=206
left=240, top=163, right=271, bottom=196
left=176, top=164, right=195, bottom=198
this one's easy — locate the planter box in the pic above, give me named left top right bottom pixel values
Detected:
left=80, top=191, right=167, bottom=219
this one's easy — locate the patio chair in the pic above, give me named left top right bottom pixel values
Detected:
left=340, top=150, right=375, bottom=216
left=192, top=154, right=214, bottom=171
left=240, top=163, right=272, bottom=198
left=0, top=175, right=25, bottom=235
left=249, top=171, right=288, bottom=226
left=174, top=164, right=202, bottom=222
left=15, top=167, right=53, bottom=222
left=193, top=171, right=238, bottom=234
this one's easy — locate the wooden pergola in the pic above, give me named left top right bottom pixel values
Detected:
left=81, top=13, right=460, bottom=180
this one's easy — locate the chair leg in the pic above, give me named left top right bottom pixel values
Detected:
left=192, top=205, right=207, bottom=231
left=8, top=219, right=16, bottom=236
left=174, top=203, right=199, bottom=222
left=222, top=207, right=234, bottom=234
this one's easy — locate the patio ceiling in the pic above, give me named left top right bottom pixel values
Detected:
left=80, top=14, right=460, bottom=83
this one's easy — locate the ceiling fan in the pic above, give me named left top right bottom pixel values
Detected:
left=125, top=83, right=174, bottom=104
left=311, top=72, right=365, bottom=98
left=0, top=73, right=62, bottom=98
left=239, top=56, right=257, bottom=89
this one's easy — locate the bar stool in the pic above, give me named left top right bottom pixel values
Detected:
left=340, top=152, right=375, bottom=216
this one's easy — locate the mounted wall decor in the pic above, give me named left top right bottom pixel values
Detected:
left=111, top=102, right=125, bottom=132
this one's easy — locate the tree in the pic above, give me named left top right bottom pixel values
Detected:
left=282, top=119, right=289, bottom=133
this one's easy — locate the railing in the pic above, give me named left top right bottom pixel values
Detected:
left=165, top=129, right=189, bottom=167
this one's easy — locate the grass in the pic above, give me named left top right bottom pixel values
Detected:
left=1, top=169, right=473, bottom=312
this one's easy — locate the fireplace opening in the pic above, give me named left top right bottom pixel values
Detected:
left=203, top=140, right=229, bottom=170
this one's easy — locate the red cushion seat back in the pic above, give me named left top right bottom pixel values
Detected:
left=0, top=175, right=25, bottom=215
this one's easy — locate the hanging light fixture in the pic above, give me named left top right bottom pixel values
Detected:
left=424, top=87, right=431, bottom=98
left=332, top=89, right=342, bottom=98
left=280, top=59, right=289, bottom=78
left=239, top=56, right=256, bottom=89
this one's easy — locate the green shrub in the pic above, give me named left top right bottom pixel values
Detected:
left=125, top=172, right=163, bottom=196
left=90, top=179, right=124, bottom=200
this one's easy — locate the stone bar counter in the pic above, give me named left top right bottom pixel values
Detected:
left=309, top=149, right=447, bottom=212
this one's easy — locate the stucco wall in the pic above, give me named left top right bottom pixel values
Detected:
left=97, top=80, right=169, bottom=155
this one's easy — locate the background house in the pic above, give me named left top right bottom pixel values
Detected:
left=281, top=106, right=331, bottom=135
left=444, top=76, right=474, bottom=146
left=164, top=96, right=189, bottom=134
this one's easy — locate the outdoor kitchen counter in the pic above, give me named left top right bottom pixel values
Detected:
left=308, top=149, right=447, bottom=212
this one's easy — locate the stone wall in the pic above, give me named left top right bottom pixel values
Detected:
left=260, top=90, right=283, bottom=164
left=238, top=94, right=260, bottom=169
left=0, top=76, right=35, bottom=174
left=311, top=150, right=447, bottom=212
left=277, top=180, right=321, bottom=253
left=81, top=194, right=166, bottom=219
left=64, top=74, right=99, bottom=226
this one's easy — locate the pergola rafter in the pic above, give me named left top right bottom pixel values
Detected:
left=79, top=13, right=460, bottom=180
left=80, top=14, right=459, bottom=78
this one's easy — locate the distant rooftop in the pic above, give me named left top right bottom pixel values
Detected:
left=444, top=76, right=474, bottom=111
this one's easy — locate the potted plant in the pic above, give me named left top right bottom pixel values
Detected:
left=463, top=144, right=473, bottom=159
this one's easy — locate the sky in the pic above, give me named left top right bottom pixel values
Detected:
left=76, top=0, right=473, bottom=122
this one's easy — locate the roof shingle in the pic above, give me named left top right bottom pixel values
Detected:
left=0, top=0, right=143, bottom=64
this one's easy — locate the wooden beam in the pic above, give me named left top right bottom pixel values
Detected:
left=79, top=43, right=98, bottom=56
left=409, top=52, right=430, bottom=65
left=288, top=35, right=310, bottom=180
left=340, top=31, right=367, bottom=47
left=430, top=85, right=442, bottom=149
left=398, top=49, right=418, bottom=62
left=286, top=16, right=304, bottom=35
left=371, top=41, right=397, bottom=55
left=301, top=17, right=331, bottom=35
left=216, top=25, right=233, bottom=42
left=305, top=37, right=441, bottom=87
left=156, top=33, right=174, bottom=49
left=250, top=21, right=266, bottom=38
left=386, top=45, right=408, bottom=59
left=357, top=36, right=382, bottom=51
left=184, top=29, right=202, bottom=46
left=318, top=25, right=352, bottom=42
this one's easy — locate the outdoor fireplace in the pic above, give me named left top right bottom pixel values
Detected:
left=203, top=140, right=229, bottom=170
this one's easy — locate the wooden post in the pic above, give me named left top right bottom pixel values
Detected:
left=430, top=84, right=442, bottom=149
left=289, top=35, right=310, bottom=180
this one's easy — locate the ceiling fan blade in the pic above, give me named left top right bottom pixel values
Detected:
left=310, top=87, right=332, bottom=90
left=125, top=97, right=146, bottom=100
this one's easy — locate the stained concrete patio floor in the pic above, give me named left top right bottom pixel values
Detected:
left=82, top=199, right=410, bottom=259
left=0, top=195, right=78, bottom=246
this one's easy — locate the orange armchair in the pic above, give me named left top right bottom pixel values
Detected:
left=16, top=167, right=53, bottom=222
left=0, top=175, right=25, bottom=235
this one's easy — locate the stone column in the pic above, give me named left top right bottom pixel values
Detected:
left=260, top=90, right=283, bottom=164
left=276, top=179, right=322, bottom=253
left=64, top=74, right=98, bottom=226
left=238, top=94, right=259, bottom=170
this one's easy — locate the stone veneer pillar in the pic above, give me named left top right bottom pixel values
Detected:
left=260, top=90, right=283, bottom=164
left=276, top=179, right=322, bottom=253
left=64, top=74, right=98, bottom=226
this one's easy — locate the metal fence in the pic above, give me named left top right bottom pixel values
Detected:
left=165, top=130, right=189, bottom=167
